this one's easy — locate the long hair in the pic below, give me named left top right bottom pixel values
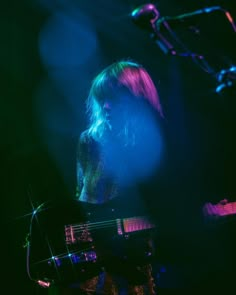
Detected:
left=86, top=59, right=163, bottom=141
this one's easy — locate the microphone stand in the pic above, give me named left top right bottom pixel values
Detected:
left=132, top=4, right=236, bottom=93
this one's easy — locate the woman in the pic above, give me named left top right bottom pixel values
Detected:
left=50, top=59, right=164, bottom=294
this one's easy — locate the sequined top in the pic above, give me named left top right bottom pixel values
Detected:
left=74, top=130, right=158, bottom=294
left=76, top=129, right=119, bottom=204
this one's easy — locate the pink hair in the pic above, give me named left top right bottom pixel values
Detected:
left=119, top=65, right=163, bottom=117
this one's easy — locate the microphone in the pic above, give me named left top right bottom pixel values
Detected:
left=131, top=4, right=176, bottom=55
left=131, top=3, right=160, bottom=32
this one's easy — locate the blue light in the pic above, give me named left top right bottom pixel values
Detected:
left=101, top=98, right=163, bottom=186
left=39, top=12, right=97, bottom=68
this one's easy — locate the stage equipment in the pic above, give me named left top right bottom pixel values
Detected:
left=131, top=4, right=236, bottom=93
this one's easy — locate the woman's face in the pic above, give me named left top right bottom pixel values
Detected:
left=102, top=99, right=129, bottom=132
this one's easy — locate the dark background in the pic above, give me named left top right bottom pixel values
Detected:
left=1, top=0, right=236, bottom=293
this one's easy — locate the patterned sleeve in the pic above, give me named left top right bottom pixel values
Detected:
left=75, top=131, right=88, bottom=199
